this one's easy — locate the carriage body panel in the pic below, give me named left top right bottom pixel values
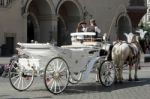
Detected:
left=17, top=43, right=100, bottom=73
left=16, top=32, right=101, bottom=73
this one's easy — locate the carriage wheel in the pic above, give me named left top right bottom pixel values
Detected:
left=9, top=60, right=34, bottom=91
left=69, top=72, right=82, bottom=84
left=98, top=60, right=115, bottom=87
left=44, top=57, right=69, bottom=94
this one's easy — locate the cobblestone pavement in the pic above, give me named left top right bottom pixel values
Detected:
left=0, top=67, right=150, bottom=99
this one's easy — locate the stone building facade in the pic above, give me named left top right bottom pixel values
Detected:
left=142, top=0, right=150, bottom=23
left=0, top=0, right=147, bottom=56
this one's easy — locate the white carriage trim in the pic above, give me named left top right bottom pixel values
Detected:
left=70, top=32, right=96, bottom=36
left=17, top=42, right=51, bottom=49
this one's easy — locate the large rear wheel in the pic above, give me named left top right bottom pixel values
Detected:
left=44, top=57, right=69, bottom=94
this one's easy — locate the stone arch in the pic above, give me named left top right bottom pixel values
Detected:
left=26, top=0, right=56, bottom=43
left=116, top=13, right=132, bottom=40
left=57, top=0, right=83, bottom=45
left=25, top=0, right=55, bottom=15
left=56, top=0, right=83, bottom=16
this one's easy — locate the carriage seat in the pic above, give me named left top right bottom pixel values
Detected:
left=70, top=32, right=102, bottom=46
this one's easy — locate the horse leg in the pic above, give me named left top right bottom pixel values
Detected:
left=138, top=65, right=141, bottom=70
left=118, top=63, right=123, bottom=83
left=134, top=62, right=139, bottom=81
left=128, top=64, right=132, bottom=81
left=138, top=57, right=141, bottom=70
left=114, top=66, right=119, bottom=84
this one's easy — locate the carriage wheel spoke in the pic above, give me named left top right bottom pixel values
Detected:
left=57, top=80, right=61, bottom=92
left=46, top=69, right=54, bottom=74
left=56, top=60, right=59, bottom=71
left=54, top=80, right=58, bottom=93
left=13, top=76, right=20, bottom=86
left=23, top=77, right=28, bottom=88
left=50, top=79, right=55, bottom=91
left=17, top=77, right=22, bottom=89
left=47, top=78, right=54, bottom=86
left=59, top=67, right=66, bottom=73
left=11, top=74, right=19, bottom=80
left=57, top=61, right=64, bottom=71
left=51, top=61, right=56, bottom=71
left=21, top=77, right=23, bottom=89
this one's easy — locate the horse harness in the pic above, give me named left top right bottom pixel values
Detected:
left=127, top=42, right=141, bottom=65
left=113, top=41, right=140, bottom=65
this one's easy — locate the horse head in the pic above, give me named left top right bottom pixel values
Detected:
left=136, top=29, right=149, bottom=53
left=136, top=29, right=147, bottom=39
left=124, top=32, right=137, bottom=43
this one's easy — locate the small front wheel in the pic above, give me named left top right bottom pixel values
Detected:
left=98, top=60, right=115, bottom=87
left=44, top=57, right=69, bottom=94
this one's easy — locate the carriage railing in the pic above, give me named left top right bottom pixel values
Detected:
left=70, top=32, right=104, bottom=47
left=17, top=42, right=52, bottom=49
left=71, top=32, right=103, bottom=41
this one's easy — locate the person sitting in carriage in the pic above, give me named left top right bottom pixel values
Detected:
left=76, top=20, right=88, bottom=32
left=87, top=19, right=102, bottom=41
left=75, top=21, right=88, bottom=42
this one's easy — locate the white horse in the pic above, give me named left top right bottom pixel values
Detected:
left=112, top=33, right=141, bottom=83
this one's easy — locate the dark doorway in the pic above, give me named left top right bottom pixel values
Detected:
left=27, top=15, right=35, bottom=43
left=1, top=37, right=14, bottom=56
left=57, top=18, right=66, bottom=46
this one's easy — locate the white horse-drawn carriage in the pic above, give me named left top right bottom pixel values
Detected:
left=8, top=32, right=115, bottom=94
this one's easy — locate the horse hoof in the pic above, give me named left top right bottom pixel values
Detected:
left=134, top=78, right=139, bottom=81
left=128, top=78, right=133, bottom=81
left=114, top=81, right=118, bottom=84
left=138, top=66, right=141, bottom=70
left=119, top=81, right=123, bottom=84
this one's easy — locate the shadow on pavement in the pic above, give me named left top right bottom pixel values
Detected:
left=21, top=78, right=150, bottom=96
left=62, top=78, right=150, bottom=95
